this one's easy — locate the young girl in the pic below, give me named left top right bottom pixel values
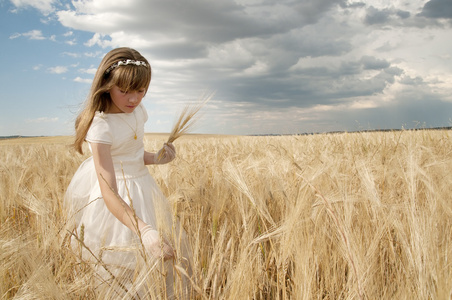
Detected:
left=65, top=47, right=190, bottom=298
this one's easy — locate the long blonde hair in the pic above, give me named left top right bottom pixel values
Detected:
left=73, top=47, right=152, bottom=154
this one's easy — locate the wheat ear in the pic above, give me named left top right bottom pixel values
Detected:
left=157, top=92, right=213, bottom=161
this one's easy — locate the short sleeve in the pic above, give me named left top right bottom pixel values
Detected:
left=85, top=113, right=113, bottom=145
left=140, top=103, right=148, bottom=122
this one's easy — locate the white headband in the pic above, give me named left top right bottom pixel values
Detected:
left=105, top=59, right=148, bottom=74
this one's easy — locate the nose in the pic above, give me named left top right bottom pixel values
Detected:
left=128, top=91, right=140, bottom=103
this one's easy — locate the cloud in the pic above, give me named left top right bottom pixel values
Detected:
left=362, top=3, right=449, bottom=28
left=333, top=90, right=452, bottom=131
left=364, top=5, right=429, bottom=27
left=418, top=0, right=452, bottom=19
left=65, top=39, right=77, bottom=46
left=360, top=56, right=390, bottom=70
left=396, top=10, right=411, bottom=19
left=48, top=66, right=68, bottom=74
left=57, top=0, right=338, bottom=55
left=399, top=76, right=424, bottom=86
left=10, top=29, right=46, bottom=40
left=10, top=0, right=56, bottom=15
left=9, top=33, right=21, bottom=39
left=18, top=0, right=450, bottom=134
left=365, top=6, right=392, bottom=25
left=83, top=51, right=103, bottom=58
left=24, top=29, right=46, bottom=40
left=74, top=77, right=92, bottom=83
left=62, top=52, right=80, bottom=58
left=78, top=67, right=97, bottom=74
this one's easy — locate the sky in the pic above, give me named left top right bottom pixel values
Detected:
left=1, top=0, right=451, bottom=136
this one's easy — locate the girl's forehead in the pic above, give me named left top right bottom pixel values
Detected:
left=112, top=69, right=150, bottom=90
left=114, top=81, right=147, bottom=91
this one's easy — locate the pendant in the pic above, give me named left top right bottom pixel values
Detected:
left=134, top=134, right=137, bottom=140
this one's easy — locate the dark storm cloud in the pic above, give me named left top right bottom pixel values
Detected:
left=340, top=2, right=365, bottom=9
left=293, top=0, right=345, bottom=24
left=279, top=26, right=352, bottom=58
left=360, top=56, right=390, bottom=70
left=334, top=93, right=452, bottom=131
left=399, top=76, right=424, bottom=86
left=418, top=0, right=452, bottom=19
left=206, top=56, right=403, bottom=112
left=396, top=10, right=410, bottom=19
left=132, top=0, right=291, bottom=41
left=59, top=0, right=352, bottom=59
left=51, top=0, right=452, bottom=134
left=146, top=42, right=208, bottom=59
left=365, top=6, right=391, bottom=25
left=55, top=0, right=421, bottom=109
left=364, top=6, right=412, bottom=25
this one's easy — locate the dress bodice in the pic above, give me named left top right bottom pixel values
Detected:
left=86, top=104, right=148, bottom=178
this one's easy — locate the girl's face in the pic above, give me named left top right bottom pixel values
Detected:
left=108, top=85, right=146, bottom=114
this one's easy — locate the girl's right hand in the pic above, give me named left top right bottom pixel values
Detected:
left=156, top=143, right=176, bottom=164
left=140, top=225, right=175, bottom=260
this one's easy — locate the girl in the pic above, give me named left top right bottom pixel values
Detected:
left=65, top=47, right=189, bottom=298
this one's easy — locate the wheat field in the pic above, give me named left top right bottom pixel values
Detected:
left=1, top=130, right=451, bottom=299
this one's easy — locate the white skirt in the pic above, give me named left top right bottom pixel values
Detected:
left=65, top=156, right=173, bottom=267
left=65, top=157, right=193, bottom=298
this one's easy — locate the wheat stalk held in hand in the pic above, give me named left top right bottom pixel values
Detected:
left=157, top=92, right=213, bottom=161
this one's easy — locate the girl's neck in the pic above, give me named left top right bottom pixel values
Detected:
left=105, top=105, right=137, bottom=114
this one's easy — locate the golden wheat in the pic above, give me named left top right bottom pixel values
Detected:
left=157, top=93, right=212, bottom=162
left=1, top=130, right=451, bottom=299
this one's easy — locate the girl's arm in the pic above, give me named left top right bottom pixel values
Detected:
left=144, top=143, right=176, bottom=165
left=91, top=142, right=147, bottom=234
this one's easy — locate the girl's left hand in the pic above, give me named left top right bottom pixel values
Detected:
left=156, top=143, right=176, bottom=164
left=140, top=225, right=175, bottom=260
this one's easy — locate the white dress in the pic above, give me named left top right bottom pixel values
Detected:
left=65, top=104, right=190, bottom=297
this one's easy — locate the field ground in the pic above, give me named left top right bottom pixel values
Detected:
left=1, top=130, right=451, bottom=299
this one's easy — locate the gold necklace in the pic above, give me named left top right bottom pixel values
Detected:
left=118, top=112, right=138, bottom=140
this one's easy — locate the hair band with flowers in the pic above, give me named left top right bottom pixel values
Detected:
left=105, top=59, right=148, bottom=74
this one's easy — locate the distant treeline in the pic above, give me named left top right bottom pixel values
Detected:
left=0, top=136, right=43, bottom=140
left=249, top=126, right=452, bottom=137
